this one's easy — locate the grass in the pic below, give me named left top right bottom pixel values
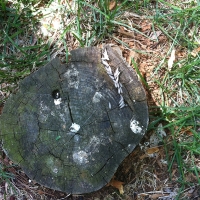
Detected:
left=149, top=2, right=200, bottom=193
left=153, top=1, right=200, bottom=49
left=0, top=153, right=15, bottom=196
left=0, top=0, right=200, bottom=199
left=149, top=2, right=200, bottom=192
left=0, top=163, right=14, bottom=182
left=0, top=1, right=50, bottom=100
left=148, top=1, right=200, bottom=194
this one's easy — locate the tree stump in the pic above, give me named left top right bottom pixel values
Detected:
left=0, top=46, right=148, bottom=194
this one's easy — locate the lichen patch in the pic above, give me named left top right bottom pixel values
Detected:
left=73, top=150, right=89, bottom=165
left=87, top=136, right=100, bottom=153
left=63, top=66, right=79, bottom=89
left=130, top=119, right=143, bottom=134
left=92, top=92, right=102, bottom=103
left=39, top=101, right=50, bottom=122
left=54, top=98, right=62, bottom=105
left=53, top=168, right=58, bottom=174
left=69, top=123, right=80, bottom=133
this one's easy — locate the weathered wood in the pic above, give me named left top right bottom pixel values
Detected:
left=0, top=46, right=148, bottom=194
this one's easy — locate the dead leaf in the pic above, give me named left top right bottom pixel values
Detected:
left=127, top=50, right=140, bottom=65
left=150, top=193, right=166, bottom=199
left=175, top=125, right=193, bottom=135
left=128, top=41, right=134, bottom=46
left=146, top=147, right=159, bottom=154
left=108, top=179, right=124, bottom=194
left=140, top=153, right=148, bottom=159
left=124, top=11, right=142, bottom=19
left=180, top=126, right=193, bottom=135
left=37, top=190, right=55, bottom=197
left=156, top=159, right=163, bottom=168
left=149, top=31, right=162, bottom=40
left=109, top=0, right=116, bottom=10
left=141, top=21, right=151, bottom=32
left=118, top=26, right=134, bottom=38
left=191, top=47, right=200, bottom=57
left=168, top=49, right=176, bottom=71
left=172, top=169, right=177, bottom=179
left=38, top=190, right=45, bottom=195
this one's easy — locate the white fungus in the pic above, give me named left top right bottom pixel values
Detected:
left=54, top=98, right=62, bottom=105
left=130, top=119, right=143, bottom=134
left=69, top=123, right=80, bottom=133
left=53, top=168, right=58, bottom=174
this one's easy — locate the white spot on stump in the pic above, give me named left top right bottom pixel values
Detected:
left=73, top=150, right=89, bottom=165
left=109, top=102, right=111, bottom=109
left=63, top=66, right=79, bottom=89
left=39, top=101, right=50, bottom=122
left=69, top=123, right=80, bottom=133
left=53, top=168, right=58, bottom=174
left=130, top=119, right=143, bottom=134
left=54, top=98, right=62, bottom=105
left=92, top=92, right=102, bottom=103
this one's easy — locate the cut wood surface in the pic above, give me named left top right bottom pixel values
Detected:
left=0, top=46, right=148, bottom=194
